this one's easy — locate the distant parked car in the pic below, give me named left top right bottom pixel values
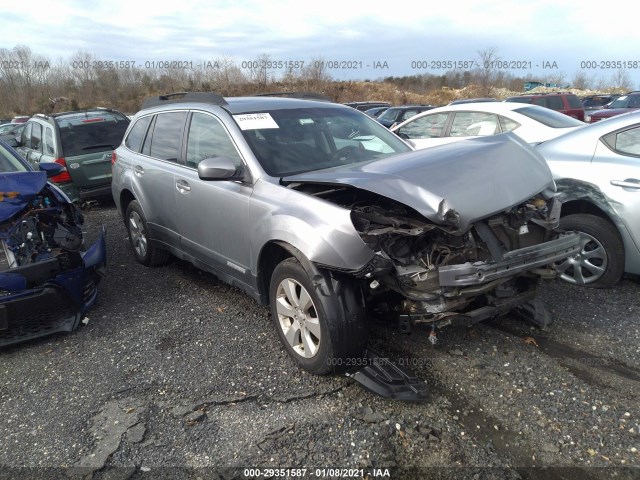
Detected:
left=581, top=94, right=620, bottom=114
left=0, top=123, right=17, bottom=134
left=0, top=123, right=25, bottom=143
left=15, top=109, right=129, bottom=202
left=448, top=98, right=498, bottom=105
left=364, top=106, right=389, bottom=118
left=10, top=116, right=29, bottom=124
left=536, top=110, right=640, bottom=287
left=504, top=92, right=585, bottom=121
left=586, top=92, right=640, bottom=123
left=391, top=102, right=584, bottom=149
left=376, top=105, right=436, bottom=128
left=343, top=101, right=391, bottom=112
left=0, top=138, right=106, bottom=347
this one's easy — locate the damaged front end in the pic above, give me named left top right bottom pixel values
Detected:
left=351, top=193, right=580, bottom=330
left=0, top=171, right=106, bottom=347
left=295, top=181, right=580, bottom=332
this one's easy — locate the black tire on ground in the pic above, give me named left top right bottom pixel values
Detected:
left=269, top=257, right=368, bottom=375
left=124, top=200, right=171, bottom=267
left=557, top=213, right=625, bottom=288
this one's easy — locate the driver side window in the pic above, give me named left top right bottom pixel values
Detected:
left=186, top=112, right=243, bottom=169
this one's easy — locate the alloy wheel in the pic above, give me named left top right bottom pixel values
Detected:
left=556, top=232, right=608, bottom=285
left=275, top=278, right=321, bottom=358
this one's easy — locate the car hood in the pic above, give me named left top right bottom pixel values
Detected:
left=0, top=171, right=47, bottom=223
left=592, top=107, right=638, bottom=118
left=283, top=133, right=556, bottom=232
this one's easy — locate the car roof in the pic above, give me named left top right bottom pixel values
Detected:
left=137, top=95, right=345, bottom=115
left=397, top=101, right=553, bottom=117
left=223, top=96, right=342, bottom=114
left=549, top=109, right=640, bottom=140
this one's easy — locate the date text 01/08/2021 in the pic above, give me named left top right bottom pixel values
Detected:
left=242, top=468, right=391, bottom=478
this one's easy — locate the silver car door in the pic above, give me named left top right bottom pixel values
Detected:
left=592, top=126, right=640, bottom=254
left=174, top=111, right=252, bottom=281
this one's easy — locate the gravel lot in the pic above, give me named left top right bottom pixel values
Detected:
left=1, top=201, right=639, bottom=480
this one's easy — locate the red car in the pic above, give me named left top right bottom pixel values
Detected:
left=586, top=92, right=640, bottom=123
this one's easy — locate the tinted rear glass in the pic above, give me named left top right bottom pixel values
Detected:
left=58, top=111, right=129, bottom=157
left=567, top=95, right=584, bottom=108
left=514, top=106, right=584, bottom=128
left=505, top=97, right=534, bottom=104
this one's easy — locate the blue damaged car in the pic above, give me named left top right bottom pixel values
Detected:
left=0, top=139, right=106, bottom=347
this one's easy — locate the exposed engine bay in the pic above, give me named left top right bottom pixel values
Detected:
left=0, top=186, right=84, bottom=287
left=292, top=183, right=581, bottom=329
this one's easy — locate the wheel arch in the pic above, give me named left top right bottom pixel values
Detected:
left=118, top=188, right=137, bottom=220
left=256, top=241, right=326, bottom=305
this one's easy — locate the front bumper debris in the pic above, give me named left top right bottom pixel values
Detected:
left=438, top=233, right=581, bottom=287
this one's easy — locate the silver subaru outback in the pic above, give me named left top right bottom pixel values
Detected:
left=112, top=92, right=581, bottom=375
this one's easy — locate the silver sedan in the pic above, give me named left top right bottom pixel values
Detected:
left=536, top=111, right=640, bottom=287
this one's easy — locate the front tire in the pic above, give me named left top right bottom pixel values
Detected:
left=556, top=214, right=624, bottom=287
left=269, top=257, right=367, bottom=375
left=125, top=200, right=171, bottom=266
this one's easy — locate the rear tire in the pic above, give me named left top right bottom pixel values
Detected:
left=556, top=214, right=624, bottom=287
left=125, top=200, right=170, bottom=266
left=269, top=257, right=368, bottom=375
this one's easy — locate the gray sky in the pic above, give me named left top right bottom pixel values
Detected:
left=2, top=0, right=639, bottom=88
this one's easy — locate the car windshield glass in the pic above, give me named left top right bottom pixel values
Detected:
left=0, top=144, right=28, bottom=172
left=58, top=113, right=129, bottom=157
left=377, top=108, right=401, bottom=122
left=514, top=106, right=584, bottom=128
left=236, top=107, right=411, bottom=176
left=608, top=96, right=629, bottom=109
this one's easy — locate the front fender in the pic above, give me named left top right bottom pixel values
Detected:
left=249, top=180, right=374, bottom=273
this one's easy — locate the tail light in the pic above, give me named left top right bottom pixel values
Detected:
left=111, top=151, right=117, bottom=165
left=50, top=158, right=71, bottom=183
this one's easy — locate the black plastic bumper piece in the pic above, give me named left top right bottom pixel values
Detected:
left=345, top=350, right=429, bottom=402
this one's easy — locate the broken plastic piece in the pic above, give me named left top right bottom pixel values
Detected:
left=513, top=298, right=552, bottom=330
left=345, top=350, right=429, bottom=402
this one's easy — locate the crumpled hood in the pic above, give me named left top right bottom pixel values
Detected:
left=0, top=171, right=47, bottom=224
left=284, top=133, right=556, bottom=232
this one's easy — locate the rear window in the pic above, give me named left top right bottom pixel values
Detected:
left=505, top=97, right=534, bottom=104
left=567, top=95, right=584, bottom=109
left=514, top=106, right=585, bottom=128
left=58, top=111, right=129, bottom=157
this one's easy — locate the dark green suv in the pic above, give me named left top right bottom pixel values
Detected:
left=16, top=109, right=129, bottom=201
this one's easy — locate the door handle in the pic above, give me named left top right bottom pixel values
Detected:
left=176, top=180, right=191, bottom=193
left=610, top=179, right=640, bottom=189
left=134, top=165, right=144, bottom=176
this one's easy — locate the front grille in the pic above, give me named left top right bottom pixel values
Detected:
left=0, top=287, right=80, bottom=346
left=83, top=275, right=98, bottom=304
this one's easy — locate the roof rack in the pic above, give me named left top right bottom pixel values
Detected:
left=33, top=108, right=120, bottom=119
left=141, top=92, right=228, bottom=110
left=254, top=92, right=332, bottom=102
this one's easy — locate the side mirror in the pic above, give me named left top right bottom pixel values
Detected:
left=39, top=162, right=64, bottom=178
left=197, top=156, right=242, bottom=181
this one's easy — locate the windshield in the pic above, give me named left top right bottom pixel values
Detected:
left=514, top=106, right=584, bottom=128
left=0, top=143, right=29, bottom=172
left=236, top=107, right=411, bottom=176
left=608, top=96, right=630, bottom=109
left=377, top=107, right=404, bottom=122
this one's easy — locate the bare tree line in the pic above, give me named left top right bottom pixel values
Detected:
left=0, top=45, right=634, bottom=118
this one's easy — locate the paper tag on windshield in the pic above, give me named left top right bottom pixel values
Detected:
left=233, top=113, right=279, bottom=130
